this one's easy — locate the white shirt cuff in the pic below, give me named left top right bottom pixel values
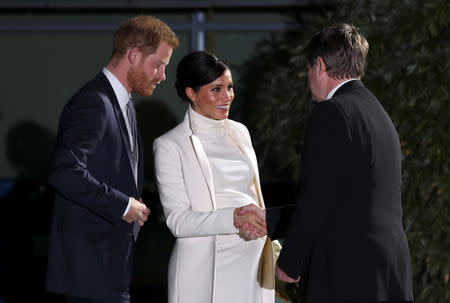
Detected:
left=122, top=197, right=132, bottom=217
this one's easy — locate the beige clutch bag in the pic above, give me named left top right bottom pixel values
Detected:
left=257, top=237, right=282, bottom=289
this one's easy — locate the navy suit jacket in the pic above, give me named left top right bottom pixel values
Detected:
left=46, top=72, right=144, bottom=301
left=268, top=80, right=414, bottom=302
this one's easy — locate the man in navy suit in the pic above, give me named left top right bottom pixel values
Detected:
left=238, top=23, right=413, bottom=302
left=46, top=16, right=179, bottom=303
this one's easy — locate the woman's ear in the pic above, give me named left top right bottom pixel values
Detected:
left=185, top=87, right=197, bottom=103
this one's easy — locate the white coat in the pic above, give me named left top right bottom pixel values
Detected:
left=153, top=108, right=276, bottom=303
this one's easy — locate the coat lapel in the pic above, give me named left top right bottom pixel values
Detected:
left=224, top=122, right=265, bottom=208
left=190, top=134, right=217, bottom=209
left=185, top=109, right=217, bottom=209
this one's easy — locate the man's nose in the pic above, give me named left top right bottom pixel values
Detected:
left=158, top=66, right=166, bottom=81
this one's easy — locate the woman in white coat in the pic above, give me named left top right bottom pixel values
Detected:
left=153, top=51, right=276, bottom=303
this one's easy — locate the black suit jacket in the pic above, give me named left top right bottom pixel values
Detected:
left=268, top=80, right=413, bottom=302
left=45, top=72, right=144, bottom=301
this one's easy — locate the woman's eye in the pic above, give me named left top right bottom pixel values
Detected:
left=212, top=87, right=220, bottom=92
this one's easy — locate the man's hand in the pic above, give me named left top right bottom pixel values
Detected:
left=275, top=263, right=300, bottom=283
left=138, top=197, right=150, bottom=226
left=234, top=204, right=267, bottom=240
left=122, top=197, right=150, bottom=226
left=237, top=203, right=266, bottom=222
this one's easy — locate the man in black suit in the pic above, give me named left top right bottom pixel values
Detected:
left=238, top=23, right=413, bottom=302
left=46, top=16, right=179, bottom=303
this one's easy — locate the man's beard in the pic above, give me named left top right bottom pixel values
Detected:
left=128, top=64, right=155, bottom=96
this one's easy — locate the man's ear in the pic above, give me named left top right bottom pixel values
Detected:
left=186, top=87, right=197, bottom=103
left=128, top=47, right=140, bottom=64
left=317, top=56, right=327, bottom=75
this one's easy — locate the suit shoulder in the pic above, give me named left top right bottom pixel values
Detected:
left=310, top=101, right=352, bottom=141
left=313, top=100, right=346, bottom=120
left=65, top=78, right=109, bottom=107
left=330, top=83, right=377, bottom=109
left=61, top=91, right=110, bottom=124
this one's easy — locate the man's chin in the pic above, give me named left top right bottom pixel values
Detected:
left=136, top=88, right=154, bottom=97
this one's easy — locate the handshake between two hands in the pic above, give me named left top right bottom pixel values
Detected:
left=233, top=204, right=267, bottom=240
left=233, top=203, right=301, bottom=286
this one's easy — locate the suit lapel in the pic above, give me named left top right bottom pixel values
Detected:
left=97, top=72, right=137, bottom=190
left=137, top=129, right=144, bottom=192
left=112, top=98, right=136, bottom=186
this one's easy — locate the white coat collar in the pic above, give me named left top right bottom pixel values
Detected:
left=186, top=106, right=218, bottom=209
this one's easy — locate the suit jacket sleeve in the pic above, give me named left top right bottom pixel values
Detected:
left=266, top=205, right=295, bottom=240
left=153, top=137, right=236, bottom=238
left=276, top=101, right=350, bottom=279
left=49, top=92, right=129, bottom=224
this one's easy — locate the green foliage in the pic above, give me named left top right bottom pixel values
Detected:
left=241, top=0, right=450, bottom=301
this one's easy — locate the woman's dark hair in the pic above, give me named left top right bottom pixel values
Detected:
left=175, top=51, right=230, bottom=103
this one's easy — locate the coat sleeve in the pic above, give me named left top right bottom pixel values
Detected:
left=276, top=101, right=350, bottom=279
left=153, top=137, right=237, bottom=238
left=48, top=92, right=129, bottom=224
left=266, top=205, right=295, bottom=240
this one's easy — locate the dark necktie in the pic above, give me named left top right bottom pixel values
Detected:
left=126, top=98, right=140, bottom=240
